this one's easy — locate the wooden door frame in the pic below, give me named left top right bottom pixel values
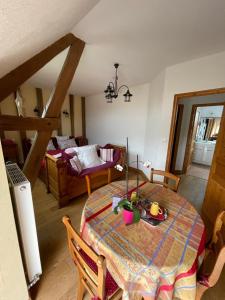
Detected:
left=165, top=87, right=225, bottom=173
left=170, top=104, right=184, bottom=174
left=182, top=102, right=225, bottom=174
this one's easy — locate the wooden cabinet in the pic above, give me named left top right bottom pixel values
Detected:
left=192, top=142, right=215, bottom=165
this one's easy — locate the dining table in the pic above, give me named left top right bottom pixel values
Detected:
left=80, top=180, right=205, bottom=300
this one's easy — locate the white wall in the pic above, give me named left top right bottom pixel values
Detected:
left=86, top=50, right=225, bottom=174
left=0, top=142, right=28, bottom=300
left=159, top=50, right=225, bottom=170
left=143, top=70, right=166, bottom=173
left=86, top=83, right=149, bottom=165
left=175, top=95, right=225, bottom=170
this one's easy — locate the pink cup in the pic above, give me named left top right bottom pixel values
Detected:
left=123, top=209, right=134, bottom=225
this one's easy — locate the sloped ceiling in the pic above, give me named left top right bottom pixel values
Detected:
left=0, top=0, right=99, bottom=78
left=2, top=0, right=225, bottom=96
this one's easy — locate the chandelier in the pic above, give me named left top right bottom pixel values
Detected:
left=104, top=63, right=132, bottom=103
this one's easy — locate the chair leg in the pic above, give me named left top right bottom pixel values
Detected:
left=196, top=283, right=208, bottom=300
left=77, top=276, right=85, bottom=300
left=85, top=175, right=91, bottom=196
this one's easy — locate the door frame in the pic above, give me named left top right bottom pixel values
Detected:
left=165, top=87, right=225, bottom=172
left=182, top=102, right=225, bottom=174
left=170, top=104, right=184, bottom=174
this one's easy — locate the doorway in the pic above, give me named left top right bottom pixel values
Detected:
left=166, top=88, right=225, bottom=215
left=184, top=104, right=223, bottom=180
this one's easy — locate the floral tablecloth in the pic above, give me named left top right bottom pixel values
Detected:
left=80, top=180, right=205, bottom=300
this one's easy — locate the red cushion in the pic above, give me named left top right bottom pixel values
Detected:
left=79, top=249, right=118, bottom=296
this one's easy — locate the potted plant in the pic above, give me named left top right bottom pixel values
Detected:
left=113, top=198, right=140, bottom=225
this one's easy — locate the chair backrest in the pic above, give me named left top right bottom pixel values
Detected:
left=207, top=211, right=225, bottom=286
left=62, top=216, right=106, bottom=299
left=197, top=211, right=225, bottom=299
left=150, top=168, right=180, bottom=192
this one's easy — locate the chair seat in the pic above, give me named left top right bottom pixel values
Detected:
left=79, top=249, right=119, bottom=297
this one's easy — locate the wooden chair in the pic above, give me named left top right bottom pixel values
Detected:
left=150, top=168, right=180, bottom=192
left=62, top=216, right=123, bottom=300
left=196, top=210, right=225, bottom=299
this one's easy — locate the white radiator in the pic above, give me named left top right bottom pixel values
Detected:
left=6, top=163, right=42, bottom=288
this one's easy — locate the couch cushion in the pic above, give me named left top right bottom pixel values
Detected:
left=78, top=147, right=104, bottom=169
left=70, top=156, right=83, bottom=174
left=57, top=138, right=77, bottom=150
left=100, top=148, right=114, bottom=162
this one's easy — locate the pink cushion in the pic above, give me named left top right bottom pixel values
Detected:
left=70, top=156, right=83, bottom=174
left=79, top=249, right=119, bottom=296
left=100, top=148, right=114, bottom=162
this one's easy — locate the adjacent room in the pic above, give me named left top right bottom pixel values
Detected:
left=1, top=1, right=225, bottom=300
left=169, top=94, right=225, bottom=212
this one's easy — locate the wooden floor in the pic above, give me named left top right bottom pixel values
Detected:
left=31, top=172, right=225, bottom=300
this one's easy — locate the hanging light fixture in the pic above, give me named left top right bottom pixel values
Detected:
left=104, top=63, right=132, bottom=103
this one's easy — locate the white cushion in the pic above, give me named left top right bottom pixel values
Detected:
left=77, top=146, right=104, bottom=168
left=46, top=139, right=56, bottom=151
left=57, top=138, right=77, bottom=150
left=65, top=144, right=98, bottom=155
left=55, top=135, right=69, bottom=141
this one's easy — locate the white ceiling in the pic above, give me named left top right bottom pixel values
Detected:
left=0, top=0, right=99, bottom=78
left=2, top=0, right=225, bottom=96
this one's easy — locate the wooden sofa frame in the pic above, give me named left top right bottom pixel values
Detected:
left=45, top=145, right=126, bottom=207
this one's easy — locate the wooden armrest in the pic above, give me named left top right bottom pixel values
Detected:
left=45, top=153, right=67, bottom=168
left=45, top=153, right=58, bottom=162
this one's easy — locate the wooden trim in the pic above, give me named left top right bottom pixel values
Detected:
left=81, top=96, right=86, bottom=138
left=165, top=87, right=225, bottom=172
left=182, top=105, right=197, bottom=173
left=0, top=107, right=5, bottom=140
left=0, top=115, right=59, bottom=131
left=171, top=104, right=184, bottom=173
left=0, top=34, right=79, bottom=102
left=173, top=170, right=183, bottom=175
left=69, top=94, right=75, bottom=136
left=35, top=88, right=44, bottom=117
left=58, top=116, right=62, bottom=135
left=23, top=38, right=85, bottom=185
left=13, top=89, right=26, bottom=160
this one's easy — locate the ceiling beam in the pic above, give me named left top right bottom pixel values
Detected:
left=0, top=115, right=59, bottom=131
left=0, top=33, right=79, bottom=102
left=23, top=38, right=85, bottom=185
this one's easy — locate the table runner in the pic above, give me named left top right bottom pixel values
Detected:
left=80, top=180, right=205, bottom=300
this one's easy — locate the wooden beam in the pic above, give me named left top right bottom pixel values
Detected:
left=23, top=38, right=85, bottom=185
left=0, top=115, right=59, bottom=131
left=81, top=96, right=86, bottom=138
left=0, top=107, right=5, bottom=140
left=13, top=89, right=27, bottom=161
left=0, top=34, right=79, bottom=102
left=69, top=94, right=75, bottom=136
left=35, top=88, right=44, bottom=117
left=57, top=118, right=63, bottom=135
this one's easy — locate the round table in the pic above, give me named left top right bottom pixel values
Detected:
left=80, top=180, right=205, bottom=300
